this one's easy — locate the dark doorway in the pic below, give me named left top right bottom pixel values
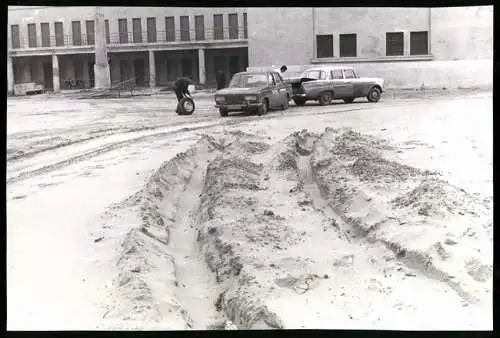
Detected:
left=214, top=55, right=226, bottom=84
left=43, top=62, right=53, bottom=89
left=181, top=58, right=192, bottom=79
left=120, top=60, right=128, bottom=82
left=229, top=56, right=239, bottom=78
left=134, top=59, right=145, bottom=86
left=88, top=62, right=95, bottom=88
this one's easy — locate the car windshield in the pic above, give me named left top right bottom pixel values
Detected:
left=229, top=73, right=269, bottom=88
left=302, top=70, right=322, bottom=80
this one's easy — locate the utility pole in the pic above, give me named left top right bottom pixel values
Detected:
left=94, top=6, right=111, bottom=89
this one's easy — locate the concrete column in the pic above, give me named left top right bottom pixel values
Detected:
left=52, top=54, right=60, bottom=92
left=404, top=31, right=411, bottom=56
left=333, top=34, right=340, bottom=58
left=7, top=56, right=14, bottom=95
left=149, top=50, right=156, bottom=88
left=198, top=48, right=206, bottom=84
left=94, top=7, right=111, bottom=89
left=37, top=61, right=44, bottom=85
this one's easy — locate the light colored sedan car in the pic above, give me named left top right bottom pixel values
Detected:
left=287, top=66, right=385, bottom=106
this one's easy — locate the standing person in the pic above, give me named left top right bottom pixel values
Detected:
left=172, top=76, right=193, bottom=103
left=215, top=70, right=226, bottom=90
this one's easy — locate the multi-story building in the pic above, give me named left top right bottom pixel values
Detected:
left=247, top=7, right=493, bottom=89
left=7, top=6, right=248, bottom=92
left=8, top=6, right=493, bottom=93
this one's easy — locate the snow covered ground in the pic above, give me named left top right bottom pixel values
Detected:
left=7, top=90, right=493, bottom=330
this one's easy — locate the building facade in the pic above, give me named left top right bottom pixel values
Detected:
left=7, top=6, right=494, bottom=93
left=247, top=6, right=493, bottom=89
left=7, top=6, right=249, bottom=93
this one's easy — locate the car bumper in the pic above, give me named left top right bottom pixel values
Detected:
left=215, top=102, right=263, bottom=110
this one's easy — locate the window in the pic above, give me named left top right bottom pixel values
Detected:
left=165, top=17, right=175, bottom=42
left=54, top=22, right=64, bottom=46
left=118, top=18, right=128, bottom=43
left=180, top=16, right=190, bottom=41
left=228, top=13, right=238, bottom=39
left=303, top=70, right=326, bottom=80
left=214, top=14, right=223, bottom=40
left=340, top=34, right=357, bottom=57
left=343, top=69, right=356, bottom=79
left=316, top=34, right=333, bottom=58
left=28, top=23, right=37, bottom=48
left=331, top=69, right=343, bottom=79
left=267, top=73, right=274, bottom=84
left=41, top=23, right=50, bottom=47
left=11, top=25, right=20, bottom=49
left=86, top=20, right=95, bottom=45
left=105, top=20, right=110, bottom=44
left=72, top=21, right=82, bottom=46
left=243, top=13, right=248, bottom=39
left=195, top=15, right=205, bottom=40
left=272, top=72, right=283, bottom=84
left=386, top=32, right=404, bottom=56
left=147, top=17, right=156, bottom=43
left=410, top=31, right=428, bottom=55
left=132, top=18, right=142, bottom=43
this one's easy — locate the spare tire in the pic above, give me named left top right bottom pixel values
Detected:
left=176, top=97, right=195, bottom=115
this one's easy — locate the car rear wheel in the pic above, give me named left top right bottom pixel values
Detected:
left=367, top=87, right=382, bottom=102
left=257, top=99, right=268, bottom=116
left=319, top=91, right=333, bottom=106
left=343, top=98, right=354, bottom=104
left=281, top=95, right=289, bottom=110
left=293, top=97, right=306, bottom=106
left=219, top=108, right=228, bottom=117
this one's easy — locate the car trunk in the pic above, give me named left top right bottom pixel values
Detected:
left=285, top=77, right=316, bottom=96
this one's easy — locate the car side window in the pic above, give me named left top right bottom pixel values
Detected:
left=343, top=69, right=356, bottom=79
left=272, top=72, right=283, bottom=84
left=268, top=73, right=276, bottom=85
left=331, top=69, right=343, bottom=79
left=319, top=71, right=327, bottom=80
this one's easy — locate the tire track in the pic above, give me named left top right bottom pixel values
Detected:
left=7, top=104, right=392, bottom=185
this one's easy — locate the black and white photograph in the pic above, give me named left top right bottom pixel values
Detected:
left=6, top=4, right=493, bottom=331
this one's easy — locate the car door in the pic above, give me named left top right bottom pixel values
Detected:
left=340, top=68, right=356, bottom=98
left=272, top=72, right=287, bottom=106
left=268, top=72, right=280, bottom=108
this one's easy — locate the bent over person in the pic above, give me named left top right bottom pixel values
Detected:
left=172, top=77, right=194, bottom=103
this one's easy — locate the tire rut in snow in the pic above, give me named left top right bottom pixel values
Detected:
left=99, top=135, right=225, bottom=329
left=309, top=127, right=492, bottom=306
left=97, top=126, right=491, bottom=330
left=7, top=104, right=384, bottom=185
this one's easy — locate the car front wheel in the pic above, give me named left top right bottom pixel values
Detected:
left=319, top=91, right=333, bottom=106
left=219, top=108, right=228, bottom=117
left=367, top=87, right=382, bottom=102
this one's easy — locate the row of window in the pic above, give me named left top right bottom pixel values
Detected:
left=10, top=13, right=248, bottom=49
left=316, top=31, right=429, bottom=58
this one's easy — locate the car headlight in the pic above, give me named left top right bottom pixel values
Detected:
left=244, top=95, right=257, bottom=101
left=215, top=96, right=225, bottom=103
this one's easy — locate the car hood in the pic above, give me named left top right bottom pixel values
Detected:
left=215, top=87, right=265, bottom=95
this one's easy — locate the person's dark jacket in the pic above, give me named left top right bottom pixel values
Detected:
left=172, top=77, right=193, bottom=93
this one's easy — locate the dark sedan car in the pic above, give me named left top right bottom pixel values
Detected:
left=214, top=71, right=292, bottom=117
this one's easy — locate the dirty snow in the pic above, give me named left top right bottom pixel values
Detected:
left=7, top=90, right=492, bottom=330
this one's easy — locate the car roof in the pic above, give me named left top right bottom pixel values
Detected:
left=305, top=66, right=354, bottom=72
